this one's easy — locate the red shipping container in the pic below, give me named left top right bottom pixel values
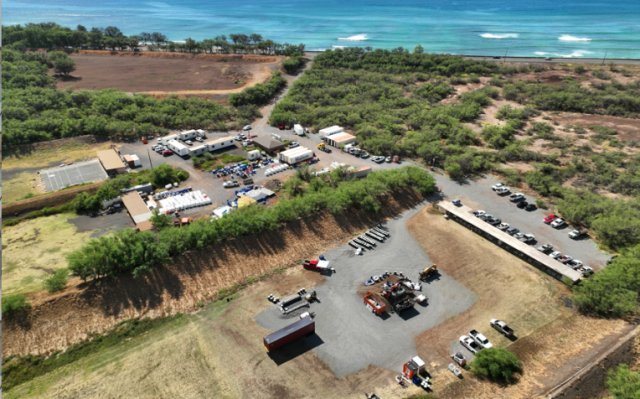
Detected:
left=263, top=317, right=315, bottom=352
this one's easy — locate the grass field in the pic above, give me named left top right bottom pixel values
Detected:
left=1, top=212, right=94, bottom=296
left=2, top=142, right=111, bottom=203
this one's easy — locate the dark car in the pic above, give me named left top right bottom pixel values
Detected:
left=517, top=201, right=528, bottom=209
left=488, top=218, right=502, bottom=226
left=525, top=203, right=537, bottom=211
left=506, top=227, right=520, bottom=235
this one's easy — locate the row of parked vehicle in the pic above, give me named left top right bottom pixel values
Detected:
left=151, top=144, right=173, bottom=156
left=472, top=210, right=535, bottom=243
left=458, top=319, right=515, bottom=355
left=491, top=183, right=539, bottom=211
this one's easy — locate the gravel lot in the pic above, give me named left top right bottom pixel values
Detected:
left=255, top=201, right=478, bottom=377
left=432, top=173, right=611, bottom=270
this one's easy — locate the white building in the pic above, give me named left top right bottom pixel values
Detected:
left=205, top=136, right=235, bottom=152
left=159, top=134, right=179, bottom=146
left=168, top=140, right=190, bottom=156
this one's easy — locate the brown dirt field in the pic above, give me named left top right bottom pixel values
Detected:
left=2, top=189, right=426, bottom=358
left=554, top=113, right=640, bottom=142
left=406, top=204, right=633, bottom=398
left=53, top=51, right=282, bottom=93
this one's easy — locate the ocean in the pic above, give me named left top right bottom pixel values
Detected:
left=3, top=0, right=640, bottom=58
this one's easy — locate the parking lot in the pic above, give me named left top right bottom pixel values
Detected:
left=433, top=174, right=611, bottom=270
left=40, top=159, right=108, bottom=192
left=254, top=202, right=478, bottom=377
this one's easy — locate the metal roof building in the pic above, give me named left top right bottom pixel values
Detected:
left=438, top=201, right=583, bottom=284
left=253, top=136, right=286, bottom=153
left=122, top=191, right=153, bottom=224
left=97, top=149, right=127, bottom=174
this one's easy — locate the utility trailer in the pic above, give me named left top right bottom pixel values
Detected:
left=354, top=238, right=373, bottom=249
left=366, top=231, right=385, bottom=242
left=359, top=235, right=376, bottom=246
left=349, top=241, right=363, bottom=250
left=364, top=291, right=386, bottom=316
left=263, top=317, right=315, bottom=352
left=372, top=227, right=390, bottom=237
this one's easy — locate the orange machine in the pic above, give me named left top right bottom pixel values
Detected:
left=364, top=291, right=386, bottom=316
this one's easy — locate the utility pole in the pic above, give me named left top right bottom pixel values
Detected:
left=503, top=48, right=508, bottom=63
left=147, top=148, right=153, bottom=169
left=602, top=50, right=608, bottom=65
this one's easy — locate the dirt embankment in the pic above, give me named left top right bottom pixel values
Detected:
left=2, top=189, right=425, bottom=358
left=2, top=181, right=103, bottom=217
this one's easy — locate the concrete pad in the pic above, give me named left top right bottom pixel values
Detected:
left=255, top=202, right=478, bottom=377
left=41, top=160, right=108, bottom=192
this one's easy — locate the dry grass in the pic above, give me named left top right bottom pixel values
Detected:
left=1, top=213, right=93, bottom=296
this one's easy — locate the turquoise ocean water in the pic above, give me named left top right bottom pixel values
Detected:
left=3, top=0, right=640, bottom=58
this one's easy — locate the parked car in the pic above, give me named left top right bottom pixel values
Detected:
left=469, top=330, right=493, bottom=349
left=223, top=181, right=239, bottom=188
left=451, top=352, right=467, bottom=367
left=509, top=193, right=525, bottom=202
left=151, top=145, right=158, bottom=150
left=360, top=152, right=370, bottom=159
left=521, top=233, right=535, bottom=242
left=242, top=139, right=254, bottom=146
left=549, top=251, right=562, bottom=259
left=473, top=210, right=486, bottom=217
left=551, top=218, right=566, bottom=228
left=488, top=218, right=502, bottom=226
left=451, top=199, right=462, bottom=206
left=537, top=243, right=553, bottom=253
left=577, top=266, right=594, bottom=276
left=385, top=156, right=392, bottom=163
left=517, top=201, right=528, bottom=209
left=568, top=230, right=581, bottom=239
left=185, top=140, right=193, bottom=146
left=289, top=142, right=300, bottom=149
left=243, top=125, right=252, bottom=131
left=496, top=187, right=511, bottom=195
left=558, top=255, right=573, bottom=264
left=162, top=150, right=173, bottom=156
left=479, top=214, right=494, bottom=221
left=157, top=137, right=162, bottom=142
left=459, top=336, right=481, bottom=354
left=506, top=227, right=520, bottom=235
left=195, top=137, right=203, bottom=142
left=497, top=223, right=510, bottom=230
left=513, top=232, right=525, bottom=240
left=568, top=260, right=583, bottom=269
left=525, top=203, right=537, bottom=211
left=545, top=57, right=552, bottom=61
left=403, top=280, right=422, bottom=291
left=492, top=183, right=506, bottom=191
left=543, top=215, right=558, bottom=224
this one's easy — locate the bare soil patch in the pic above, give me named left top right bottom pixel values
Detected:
left=554, top=113, right=640, bottom=142
left=53, top=51, right=282, bottom=93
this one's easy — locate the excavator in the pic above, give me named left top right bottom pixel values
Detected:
left=419, top=264, right=438, bottom=281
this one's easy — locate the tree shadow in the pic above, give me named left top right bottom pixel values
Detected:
left=53, top=74, right=82, bottom=82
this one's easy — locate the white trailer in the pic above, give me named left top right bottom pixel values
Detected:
left=288, top=149, right=313, bottom=164
left=294, top=124, right=304, bottom=136
left=279, top=147, right=307, bottom=163
left=189, top=144, right=208, bottom=157
left=179, top=130, right=198, bottom=140
left=319, top=125, right=344, bottom=138
left=247, top=150, right=261, bottom=161
left=168, top=140, right=190, bottom=156
left=205, top=136, right=235, bottom=152
left=160, top=134, right=179, bottom=145
left=130, top=154, right=142, bottom=167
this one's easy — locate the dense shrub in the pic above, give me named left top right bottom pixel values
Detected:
left=43, top=269, right=70, bottom=293
left=228, top=71, right=287, bottom=106
left=2, top=294, right=31, bottom=315
left=606, top=364, right=640, bottom=399
left=471, top=348, right=522, bottom=382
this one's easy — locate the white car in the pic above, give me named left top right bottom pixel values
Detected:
left=551, top=218, right=566, bottom=228
left=492, top=183, right=506, bottom=191
left=497, top=223, right=510, bottom=230
left=185, top=140, right=193, bottom=145
left=289, top=142, right=300, bottom=149
left=496, top=187, right=510, bottom=195
left=195, top=137, right=203, bottom=142
left=568, top=230, right=581, bottom=239
left=243, top=125, right=252, bottom=131
left=549, top=251, right=562, bottom=259
left=473, top=210, right=486, bottom=217
left=459, top=336, right=481, bottom=354
left=509, top=193, right=525, bottom=202
left=223, top=181, right=239, bottom=188
left=157, top=137, right=162, bottom=142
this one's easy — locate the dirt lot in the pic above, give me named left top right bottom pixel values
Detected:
left=53, top=51, right=282, bottom=94
left=2, top=189, right=426, bottom=358
left=406, top=204, right=634, bottom=398
left=554, top=113, right=640, bottom=142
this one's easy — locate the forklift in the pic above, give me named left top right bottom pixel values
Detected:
left=419, top=264, right=438, bottom=281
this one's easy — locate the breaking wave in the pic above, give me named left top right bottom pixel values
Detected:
left=480, top=33, right=519, bottom=39
left=338, top=34, right=368, bottom=41
left=559, top=35, right=592, bottom=42
left=535, top=50, right=594, bottom=57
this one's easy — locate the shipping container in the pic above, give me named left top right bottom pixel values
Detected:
left=319, top=125, right=344, bottom=138
left=288, top=150, right=313, bottom=164
left=263, top=317, right=315, bottom=352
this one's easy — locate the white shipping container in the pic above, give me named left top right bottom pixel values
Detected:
left=282, top=147, right=308, bottom=163
left=319, top=125, right=344, bottom=138
left=289, top=150, right=313, bottom=164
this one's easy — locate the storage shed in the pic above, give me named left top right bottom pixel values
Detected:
left=97, top=149, right=127, bottom=174
left=326, top=132, right=357, bottom=148
left=122, top=191, right=153, bottom=224
left=253, top=136, right=286, bottom=153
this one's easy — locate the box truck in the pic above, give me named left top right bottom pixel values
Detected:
left=294, top=124, right=304, bottom=136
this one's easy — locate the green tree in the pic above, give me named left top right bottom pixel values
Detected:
left=607, top=364, right=640, bottom=399
left=54, top=57, right=77, bottom=76
left=2, top=294, right=31, bottom=315
left=414, top=44, right=424, bottom=54
left=43, top=269, right=70, bottom=293
left=471, top=348, right=523, bottom=383
left=150, top=210, right=172, bottom=230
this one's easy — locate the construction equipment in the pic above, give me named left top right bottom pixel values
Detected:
left=419, top=264, right=438, bottom=281
left=364, top=291, right=386, bottom=316
left=366, top=230, right=385, bottom=242
left=448, top=363, right=462, bottom=378
left=303, top=289, right=317, bottom=302
left=381, top=282, right=414, bottom=313
left=372, top=227, right=390, bottom=237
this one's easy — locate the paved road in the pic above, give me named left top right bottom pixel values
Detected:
left=255, top=201, right=478, bottom=377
